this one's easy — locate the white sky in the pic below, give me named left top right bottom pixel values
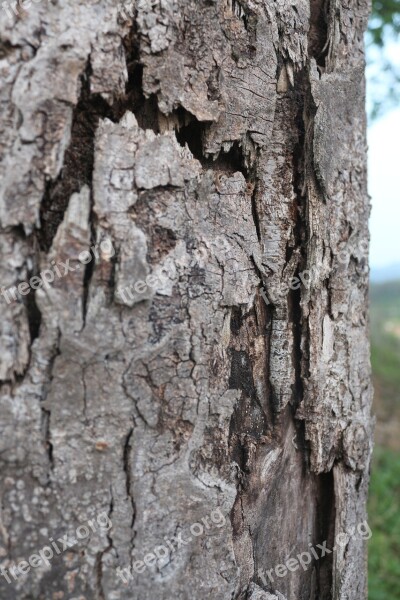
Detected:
left=368, top=108, right=400, bottom=269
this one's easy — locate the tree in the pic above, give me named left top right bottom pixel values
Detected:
left=0, top=0, right=373, bottom=598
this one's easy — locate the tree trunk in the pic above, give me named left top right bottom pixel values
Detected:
left=0, top=0, right=372, bottom=599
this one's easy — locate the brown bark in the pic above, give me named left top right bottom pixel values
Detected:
left=0, top=0, right=372, bottom=599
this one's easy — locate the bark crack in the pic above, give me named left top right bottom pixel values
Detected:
left=123, top=427, right=136, bottom=567
left=308, top=0, right=330, bottom=68
left=38, top=59, right=114, bottom=253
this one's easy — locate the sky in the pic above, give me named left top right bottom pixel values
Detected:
left=367, top=34, right=400, bottom=274
left=368, top=107, right=400, bottom=270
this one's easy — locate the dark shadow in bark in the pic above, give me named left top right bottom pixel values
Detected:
left=38, top=61, right=114, bottom=252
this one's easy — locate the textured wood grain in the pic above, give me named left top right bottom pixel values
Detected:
left=0, top=0, right=372, bottom=598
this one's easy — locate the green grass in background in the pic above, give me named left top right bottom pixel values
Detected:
left=368, top=447, right=400, bottom=599
left=368, top=281, right=400, bottom=599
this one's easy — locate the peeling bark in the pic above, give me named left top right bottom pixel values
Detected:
left=0, top=1, right=372, bottom=599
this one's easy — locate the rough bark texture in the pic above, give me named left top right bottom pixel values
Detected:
left=0, top=0, right=372, bottom=599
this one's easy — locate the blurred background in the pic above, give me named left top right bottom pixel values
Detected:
left=367, top=1, right=400, bottom=597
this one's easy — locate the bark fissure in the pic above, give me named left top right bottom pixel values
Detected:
left=309, top=0, right=330, bottom=67
left=40, top=407, right=54, bottom=478
left=24, top=265, right=42, bottom=344
left=38, top=61, right=114, bottom=253
left=123, top=428, right=136, bottom=530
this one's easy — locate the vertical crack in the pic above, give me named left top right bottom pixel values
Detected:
left=123, top=427, right=136, bottom=573
left=123, top=428, right=135, bottom=528
left=38, top=59, right=115, bottom=253
left=250, top=182, right=261, bottom=243
left=40, top=327, right=61, bottom=483
left=289, top=66, right=337, bottom=599
left=41, top=407, right=54, bottom=479
left=24, top=236, right=43, bottom=344
left=308, top=0, right=330, bottom=68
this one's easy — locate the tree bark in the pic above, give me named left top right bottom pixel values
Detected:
left=0, top=0, right=372, bottom=599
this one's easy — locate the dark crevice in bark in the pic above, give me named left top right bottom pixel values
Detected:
left=250, top=259, right=278, bottom=420
left=250, top=263, right=279, bottom=422
left=308, top=0, right=330, bottom=68
left=43, top=328, right=61, bottom=397
left=176, top=118, right=250, bottom=178
left=41, top=407, right=54, bottom=478
left=228, top=70, right=337, bottom=600
left=23, top=234, right=42, bottom=345
left=228, top=303, right=270, bottom=478
left=24, top=280, right=42, bottom=343
left=315, top=470, right=336, bottom=598
left=123, top=61, right=160, bottom=132
left=172, top=104, right=257, bottom=180
left=290, top=68, right=336, bottom=600
left=38, top=61, right=114, bottom=252
left=38, top=57, right=117, bottom=322
left=2, top=224, right=27, bottom=240
left=290, top=69, right=309, bottom=451
left=40, top=329, right=61, bottom=482
left=82, top=233, right=96, bottom=326
left=123, top=428, right=136, bottom=530
left=95, top=548, right=106, bottom=599
left=288, top=279, right=307, bottom=442
left=175, top=115, right=208, bottom=161
left=215, top=141, right=250, bottom=176
left=106, top=245, right=119, bottom=303
left=122, top=19, right=257, bottom=193
left=292, top=78, right=308, bottom=265
left=4, top=245, right=43, bottom=384
left=230, top=305, right=245, bottom=335
left=250, top=182, right=261, bottom=243
left=0, top=40, right=21, bottom=59
left=119, top=15, right=160, bottom=132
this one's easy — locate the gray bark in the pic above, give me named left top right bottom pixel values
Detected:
left=0, top=0, right=372, bottom=599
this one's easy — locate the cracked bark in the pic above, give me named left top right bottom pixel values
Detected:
left=0, top=0, right=372, bottom=599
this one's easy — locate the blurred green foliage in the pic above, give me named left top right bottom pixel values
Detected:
left=368, top=281, right=400, bottom=599
left=370, top=0, right=400, bottom=46
left=370, top=281, right=400, bottom=407
left=368, top=0, right=400, bottom=118
left=369, top=447, right=400, bottom=599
